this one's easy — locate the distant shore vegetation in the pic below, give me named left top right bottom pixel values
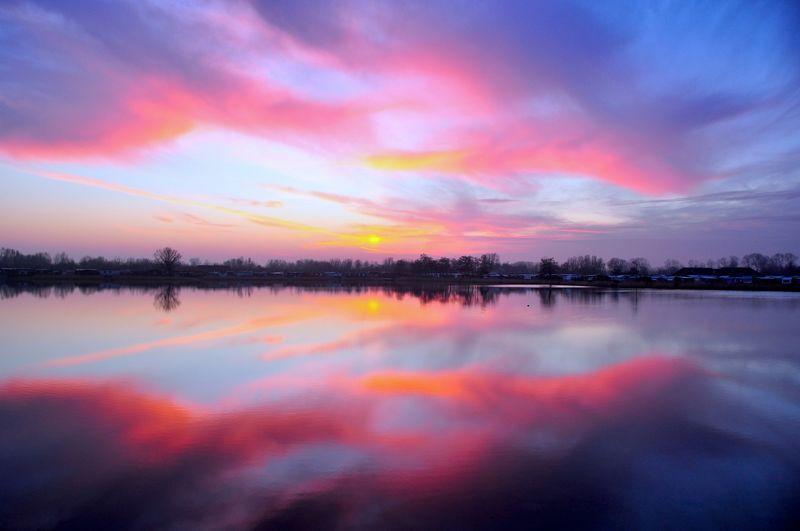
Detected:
left=1, top=247, right=798, bottom=279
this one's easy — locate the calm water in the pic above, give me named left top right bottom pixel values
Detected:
left=1, top=284, right=799, bottom=530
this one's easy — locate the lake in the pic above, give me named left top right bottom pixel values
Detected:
left=1, top=284, right=799, bottom=529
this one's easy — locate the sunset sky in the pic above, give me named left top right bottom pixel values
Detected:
left=1, top=0, right=799, bottom=262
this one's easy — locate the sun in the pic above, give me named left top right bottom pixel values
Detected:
left=367, top=235, right=382, bottom=245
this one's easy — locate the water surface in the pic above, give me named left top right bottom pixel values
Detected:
left=1, top=284, right=799, bottom=529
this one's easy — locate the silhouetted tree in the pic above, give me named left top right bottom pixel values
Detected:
left=742, top=253, right=769, bottom=272
left=561, top=255, right=605, bottom=275
left=223, top=256, right=256, bottom=269
left=659, top=259, right=683, bottom=275
left=767, top=252, right=798, bottom=274
left=478, top=253, right=500, bottom=275
left=153, top=247, right=182, bottom=273
left=0, top=248, right=51, bottom=268
left=628, top=257, right=651, bottom=276
left=607, top=257, right=628, bottom=275
left=716, top=255, right=739, bottom=268
left=413, top=254, right=436, bottom=275
left=1, top=246, right=797, bottom=280
left=455, top=256, right=477, bottom=275
left=539, top=257, right=558, bottom=277
left=436, top=257, right=452, bottom=273
left=393, top=259, right=411, bottom=276
left=499, top=261, right=536, bottom=275
left=53, top=252, right=73, bottom=268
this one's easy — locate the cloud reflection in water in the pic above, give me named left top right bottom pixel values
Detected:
left=1, top=356, right=798, bottom=529
left=0, top=285, right=799, bottom=529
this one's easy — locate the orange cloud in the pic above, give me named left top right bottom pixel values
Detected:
left=365, top=150, right=466, bottom=172
left=364, top=139, right=693, bottom=195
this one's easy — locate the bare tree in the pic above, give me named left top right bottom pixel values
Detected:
left=455, top=255, right=477, bottom=275
left=607, top=257, right=628, bottom=275
left=53, top=251, right=73, bottom=267
left=153, top=247, right=182, bottom=273
left=660, top=259, right=683, bottom=275
left=769, top=252, right=798, bottom=274
left=561, top=255, right=606, bottom=275
left=716, top=255, right=739, bottom=268
left=479, top=253, right=500, bottom=274
left=539, top=257, right=558, bottom=277
left=742, top=253, right=769, bottom=272
left=629, top=257, right=651, bottom=276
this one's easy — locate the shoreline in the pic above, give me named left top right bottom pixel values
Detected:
left=2, top=274, right=799, bottom=292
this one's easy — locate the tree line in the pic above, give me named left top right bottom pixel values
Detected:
left=1, top=247, right=798, bottom=276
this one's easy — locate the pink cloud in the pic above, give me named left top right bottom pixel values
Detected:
left=4, top=0, right=791, bottom=203
left=0, top=2, right=374, bottom=160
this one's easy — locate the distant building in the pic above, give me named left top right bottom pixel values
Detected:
left=1, top=268, right=34, bottom=277
left=673, top=266, right=759, bottom=284
left=715, top=267, right=758, bottom=277
left=674, top=267, right=715, bottom=276
left=674, top=267, right=757, bottom=278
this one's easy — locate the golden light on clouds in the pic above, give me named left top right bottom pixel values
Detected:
left=364, top=150, right=465, bottom=172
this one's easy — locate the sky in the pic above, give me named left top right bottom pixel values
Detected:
left=1, top=0, right=799, bottom=263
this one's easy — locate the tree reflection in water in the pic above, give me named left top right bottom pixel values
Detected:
left=153, top=285, right=181, bottom=312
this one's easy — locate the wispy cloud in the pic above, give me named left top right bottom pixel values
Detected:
left=268, top=182, right=616, bottom=253
left=227, top=197, right=284, bottom=209
left=17, top=166, right=410, bottom=249
left=155, top=212, right=235, bottom=229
